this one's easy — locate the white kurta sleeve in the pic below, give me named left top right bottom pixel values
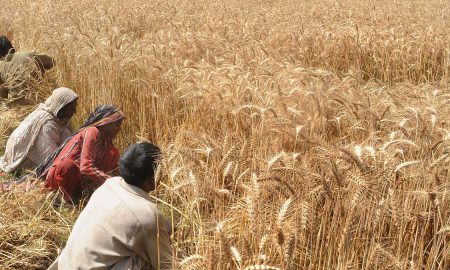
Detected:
left=134, top=211, right=173, bottom=270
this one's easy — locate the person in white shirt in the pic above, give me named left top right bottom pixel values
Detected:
left=48, top=142, right=173, bottom=270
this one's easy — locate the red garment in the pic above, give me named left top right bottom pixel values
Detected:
left=45, top=127, right=119, bottom=200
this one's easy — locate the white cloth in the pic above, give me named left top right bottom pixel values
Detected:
left=26, top=120, right=72, bottom=166
left=48, top=177, right=173, bottom=270
left=0, top=87, right=78, bottom=172
left=48, top=254, right=151, bottom=270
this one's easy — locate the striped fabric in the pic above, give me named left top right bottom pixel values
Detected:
left=36, top=105, right=124, bottom=177
left=0, top=87, right=78, bottom=173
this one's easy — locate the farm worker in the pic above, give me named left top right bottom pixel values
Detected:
left=47, top=142, right=173, bottom=270
left=0, top=36, right=55, bottom=100
left=0, top=87, right=78, bottom=173
left=36, top=105, right=125, bottom=202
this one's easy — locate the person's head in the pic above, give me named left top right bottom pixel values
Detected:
left=0, top=36, right=14, bottom=58
left=119, top=143, right=162, bottom=191
left=44, top=87, right=79, bottom=119
left=57, top=99, right=78, bottom=119
left=81, top=105, right=125, bottom=138
left=97, top=118, right=123, bottom=138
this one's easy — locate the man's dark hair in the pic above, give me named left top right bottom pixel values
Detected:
left=119, top=143, right=161, bottom=187
left=0, top=36, right=14, bottom=57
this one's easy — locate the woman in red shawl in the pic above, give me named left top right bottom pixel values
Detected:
left=36, top=105, right=125, bottom=202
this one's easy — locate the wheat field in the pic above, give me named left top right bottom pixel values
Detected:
left=1, top=0, right=449, bottom=269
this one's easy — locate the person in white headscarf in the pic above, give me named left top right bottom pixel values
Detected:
left=0, top=87, right=78, bottom=173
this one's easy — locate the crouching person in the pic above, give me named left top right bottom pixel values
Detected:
left=48, top=142, right=173, bottom=270
left=0, top=87, right=78, bottom=173
left=0, top=36, right=55, bottom=101
left=37, top=105, right=124, bottom=202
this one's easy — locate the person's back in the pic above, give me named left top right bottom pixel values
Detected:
left=48, top=143, right=172, bottom=270
left=55, top=177, right=171, bottom=269
left=1, top=51, right=54, bottom=74
left=0, top=36, right=54, bottom=101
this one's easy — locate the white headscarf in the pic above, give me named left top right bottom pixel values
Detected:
left=0, top=87, right=78, bottom=173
